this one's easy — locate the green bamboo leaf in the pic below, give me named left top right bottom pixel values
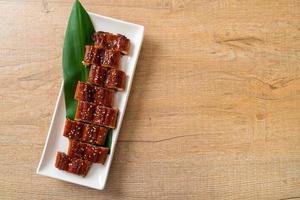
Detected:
left=62, top=0, right=95, bottom=119
left=104, top=129, right=113, bottom=151
left=62, top=0, right=112, bottom=149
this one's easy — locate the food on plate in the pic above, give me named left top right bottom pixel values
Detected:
left=93, top=31, right=130, bottom=54
left=82, top=45, right=100, bottom=66
left=75, top=101, right=118, bottom=128
left=88, top=65, right=108, bottom=87
left=101, top=49, right=121, bottom=68
left=55, top=152, right=92, bottom=177
left=105, top=68, right=126, bottom=91
left=88, top=65, right=126, bottom=91
left=82, top=45, right=121, bottom=68
left=55, top=30, right=130, bottom=177
left=63, top=118, right=108, bottom=145
left=93, top=104, right=118, bottom=128
left=75, top=81, right=114, bottom=107
left=68, top=140, right=109, bottom=164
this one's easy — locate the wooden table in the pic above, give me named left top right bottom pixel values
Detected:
left=1, top=0, right=299, bottom=199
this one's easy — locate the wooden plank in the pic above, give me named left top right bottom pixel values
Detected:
left=0, top=0, right=299, bottom=199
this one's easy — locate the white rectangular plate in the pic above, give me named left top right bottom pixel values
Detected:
left=36, top=12, right=144, bottom=190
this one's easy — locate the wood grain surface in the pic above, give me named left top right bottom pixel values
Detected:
left=0, top=0, right=300, bottom=199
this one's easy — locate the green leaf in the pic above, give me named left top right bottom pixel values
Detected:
left=104, top=129, right=113, bottom=152
left=62, top=0, right=112, bottom=149
left=62, top=0, right=95, bottom=119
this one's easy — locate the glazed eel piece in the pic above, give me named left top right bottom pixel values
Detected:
left=93, top=31, right=130, bottom=55
left=75, top=81, right=114, bottom=107
left=88, top=65, right=126, bottom=91
left=55, top=152, right=92, bottom=177
left=82, top=45, right=121, bottom=68
left=75, top=101, right=118, bottom=129
left=63, top=118, right=108, bottom=145
left=68, top=140, right=109, bottom=164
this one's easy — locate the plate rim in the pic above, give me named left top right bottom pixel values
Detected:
left=36, top=11, right=144, bottom=190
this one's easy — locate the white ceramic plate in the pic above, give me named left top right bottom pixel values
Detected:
left=36, top=12, right=144, bottom=190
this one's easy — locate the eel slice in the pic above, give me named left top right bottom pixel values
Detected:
left=93, top=31, right=130, bottom=55
left=68, top=140, right=109, bottom=164
left=75, top=101, right=118, bottom=129
left=55, top=152, right=92, bottom=177
left=75, top=81, right=114, bottom=107
left=63, top=118, right=108, bottom=145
